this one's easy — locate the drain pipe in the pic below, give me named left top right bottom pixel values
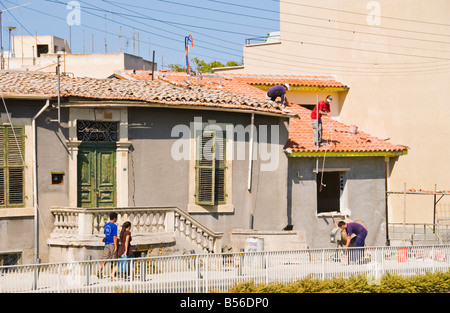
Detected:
left=49, top=55, right=61, bottom=124
left=247, top=113, right=254, bottom=191
left=32, top=99, right=50, bottom=262
left=248, top=113, right=255, bottom=229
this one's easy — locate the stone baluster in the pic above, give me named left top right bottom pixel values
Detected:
left=157, top=212, right=165, bottom=232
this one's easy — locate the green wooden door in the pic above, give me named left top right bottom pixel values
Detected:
left=78, top=143, right=116, bottom=207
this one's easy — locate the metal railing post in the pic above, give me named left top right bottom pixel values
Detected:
left=431, top=245, right=435, bottom=273
left=238, top=249, right=244, bottom=276
left=86, top=255, right=92, bottom=287
left=321, top=250, right=325, bottom=280
left=140, top=252, right=146, bottom=282
left=32, top=258, right=40, bottom=291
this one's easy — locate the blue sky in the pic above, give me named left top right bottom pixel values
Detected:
left=0, top=0, right=280, bottom=68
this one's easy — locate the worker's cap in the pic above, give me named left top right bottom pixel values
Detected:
left=284, top=83, right=290, bottom=90
left=326, top=95, right=333, bottom=101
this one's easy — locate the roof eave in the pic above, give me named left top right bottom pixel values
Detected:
left=251, top=84, right=349, bottom=92
left=61, top=99, right=296, bottom=118
left=286, top=150, right=408, bottom=157
left=0, top=94, right=54, bottom=100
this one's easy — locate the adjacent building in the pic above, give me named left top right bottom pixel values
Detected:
left=213, top=0, right=450, bottom=227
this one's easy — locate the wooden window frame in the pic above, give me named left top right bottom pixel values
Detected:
left=195, top=130, right=227, bottom=206
left=0, top=126, right=25, bottom=208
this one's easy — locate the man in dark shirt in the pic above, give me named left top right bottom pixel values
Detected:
left=266, top=84, right=291, bottom=107
left=338, top=221, right=368, bottom=248
left=338, top=221, right=368, bottom=263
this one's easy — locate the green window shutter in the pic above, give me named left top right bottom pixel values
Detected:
left=196, top=131, right=215, bottom=205
left=195, top=130, right=227, bottom=205
left=215, top=131, right=226, bottom=204
left=0, top=129, right=4, bottom=205
left=0, top=169, right=4, bottom=205
left=0, top=127, right=24, bottom=207
left=7, top=127, right=24, bottom=166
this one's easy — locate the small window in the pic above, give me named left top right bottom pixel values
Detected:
left=51, top=173, right=64, bottom=185
left=37, top=44, right=49, bottom=57
left=0, top=252, right=21, bottom=266
left=317, top=171, right=345, bottom=214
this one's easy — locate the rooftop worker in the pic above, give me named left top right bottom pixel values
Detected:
left=266, top=84, right=291, bottom=107
left=311, top=95, right=332, bottom=147
left=338, top=221, right=368, bottom=263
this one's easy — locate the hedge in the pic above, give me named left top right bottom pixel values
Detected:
left=227, top=271, right=450, bottom=293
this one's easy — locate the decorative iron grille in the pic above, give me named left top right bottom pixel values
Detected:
left=77, top=121, right=119, bottom=142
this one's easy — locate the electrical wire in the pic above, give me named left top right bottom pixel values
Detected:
left=74, top=0, right=450, bottom=72
left=90, top=0, right=450, bottom=60
left=205, top=0, right=450, bottom=39
left=4, top=0, right=450, bottom=75
left=277, top=0, right=450, bottom=28
left=156, top=0, right=450, bottom=46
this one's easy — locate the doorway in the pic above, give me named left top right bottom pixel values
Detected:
left=77, top=142, right=116, bottom=207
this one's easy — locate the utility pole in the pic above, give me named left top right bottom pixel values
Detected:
left=104, top=14, right=107, bottom=53
left=7, top=26, right=16, bottom=70
left=119, top=26, right=122, bottom=52
left=0, top=3, right=30, bottom=69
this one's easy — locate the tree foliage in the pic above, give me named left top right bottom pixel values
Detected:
left=168, top=58, right=242, bottom=73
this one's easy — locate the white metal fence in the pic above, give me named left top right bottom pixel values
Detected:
left=1, top=245, right=449, bottom=293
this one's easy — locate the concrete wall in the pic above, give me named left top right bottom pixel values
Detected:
left=1, top=102, right=289, bottom=263
left=0, top=99, right=55, bottom=264
left=11, top=35, right=71, bottom=59
left=288, top=156, right=388, bottom=248
left=222, top=0, right=450, bottom=225
left=7, top=52, right=156, bottom=79
left=128, top=107, right=290, bottom=248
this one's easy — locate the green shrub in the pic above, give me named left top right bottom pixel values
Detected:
left=227, top=271, right=450, bottom=293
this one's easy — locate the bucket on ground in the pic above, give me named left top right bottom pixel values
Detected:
left=244, top=237, right=265, bottom=268
left=397, top=247, right=407, bottom=262
left=245, top=237, right=264, bottom=252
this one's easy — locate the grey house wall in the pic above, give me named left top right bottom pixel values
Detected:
left=0, top=99, right=67, bottom=264
left=288, top=156, right=387, bottom=248
left=5, top=103, right=288, bottom=262
left=128, top=107, right=290, bottom=247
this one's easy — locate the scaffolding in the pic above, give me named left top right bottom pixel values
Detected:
left=387, top=183, right=450, bottom=244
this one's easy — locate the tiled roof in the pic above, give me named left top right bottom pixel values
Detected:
left=285, top=105, right=408, bottom=156
left=121, top=71, right=348, bottom=95
left=121, top=70, right=406, bottom=155
left=0, top=71, right=290, bottom=116
left=218, top=73, right=349, bottom=90
left=122, top=70, right=269, bottom=100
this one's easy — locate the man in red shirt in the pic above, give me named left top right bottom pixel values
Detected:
left=311, top=95, right=332, bottom=146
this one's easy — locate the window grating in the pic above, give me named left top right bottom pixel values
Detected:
left=77, top=121, right=119, bottom=142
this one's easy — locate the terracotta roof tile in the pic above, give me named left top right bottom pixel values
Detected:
left=122, top=71, right=348, bottom=93
left=218, top=73, right=349, bottom=90
left=121, top=70, right=405, bottom=155
left=284, top=105, right=407, bottom=155
left=0, top=71, right=290, bottom=116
